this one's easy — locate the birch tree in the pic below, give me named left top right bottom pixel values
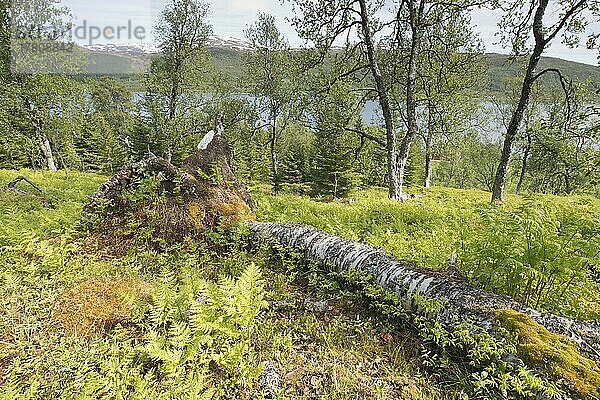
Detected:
left=243, top=13, right=301, bottom=191
left=0, top=0, right=9, bottom=82
left=415, top=9, right=483, bottom=188
left=290, top=0, right=482, bottom=200
left=490, top=0, right=596, bottom=201
left=145, top=0, right=211, bottom=161
left=7, top=0, right=75, bottom=171
left=528, top=92, right=600, bottom=194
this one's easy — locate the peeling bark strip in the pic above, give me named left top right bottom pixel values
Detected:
left=247, top=222, right=600, bottom=361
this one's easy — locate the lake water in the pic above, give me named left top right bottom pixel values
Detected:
left=133, top=93, right=508, bottom=142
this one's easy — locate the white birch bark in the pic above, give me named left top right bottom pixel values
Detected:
left=247, top=221, right=600, bottom=361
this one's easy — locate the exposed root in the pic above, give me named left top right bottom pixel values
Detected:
left=82, top=117, right=255, bottom=246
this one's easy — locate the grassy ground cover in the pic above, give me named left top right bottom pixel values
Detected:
left=0, top=170, right=598, bottom=399
left=0, top=170, right=444, bottom=399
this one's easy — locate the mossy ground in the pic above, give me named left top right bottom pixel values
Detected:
left=50, top=277, right=153, bottom=337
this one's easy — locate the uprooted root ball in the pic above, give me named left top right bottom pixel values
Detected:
left=81, top=154, right=255, bottom=248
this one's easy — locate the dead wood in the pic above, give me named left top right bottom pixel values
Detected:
left=82, top=115, right=254, bottom=244
left=2, top=175, right=55, bottom=208
left=248, top=221, right=600, bottom=357
left=248, top=221, right=600, bottom=398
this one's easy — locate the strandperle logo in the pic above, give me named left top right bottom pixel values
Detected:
left=9, top=0, right=154, bottom=74
left=68, top=20, right=147, bottom=45
left=12, top=19, right=147, bottom=49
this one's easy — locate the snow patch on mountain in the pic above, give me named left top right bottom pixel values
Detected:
left=84, top=42, right=159, bottom=56
left=83, top=35, right=252, bottom=57
left=207, top=36, right=252, bottom=51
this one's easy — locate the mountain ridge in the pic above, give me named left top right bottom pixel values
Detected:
left=79, top=36, right=600, bottom=94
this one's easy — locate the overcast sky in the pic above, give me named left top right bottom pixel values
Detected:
left=62, top=0, right=599, bottom=65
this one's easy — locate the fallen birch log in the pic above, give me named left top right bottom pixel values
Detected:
left=247, top=221, right=600, bottom=397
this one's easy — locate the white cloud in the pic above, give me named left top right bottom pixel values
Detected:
left=60, top=0, right=598, bottom=64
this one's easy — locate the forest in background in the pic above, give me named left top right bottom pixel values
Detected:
left=1, top=0, right=599, bottom=200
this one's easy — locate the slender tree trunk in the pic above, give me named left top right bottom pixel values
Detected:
left=424, top=102, right=433, bottom=189
left=168, top=59, right=181, bottom=121
left=424, top=149, right=432, bottom=189
left=515, top=134, right=531, bottom=194
left=0, top=11, right=10, bottom=83
left=564, top=169, right=572, bottom=194
left=357, top=0, right=401, bottom=200
left=36, top=121, right=57, bottom=172
left=270, top=120, right=278, bottom=191
left=168, top=84, right=177, bottom=120
left=396, top=0, right=423, bottom=200
left=491, top=0, right=548, bottom=202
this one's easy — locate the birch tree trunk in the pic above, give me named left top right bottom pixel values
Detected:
left=36, top=122, right=57, bottom=172
left=490, top=0, right=587, bottom=201
left=515, top=134, right=531, bottom=194
left=357, top=0, right=402, bottom=201
left=396, top=0, right=423, bottom=201
left=424, top=150, right=432, bottom=189
left=247, top=221, right=600, bottom=363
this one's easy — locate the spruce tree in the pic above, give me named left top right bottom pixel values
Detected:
left=277, top=125, right=314, bottom=193
left=310, top=82, right=358, bottom=198
left=0, top=0, right=10, bottom=83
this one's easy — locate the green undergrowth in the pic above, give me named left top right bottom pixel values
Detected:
left=263, top=244, right=567, bottom=399
left=0, top=169, right=107, bottom=246
left=0, top=169, right=446, bottom=399
left=1, top=169, right=599, bottom=399
left=252, top=185, right=600, bottom=320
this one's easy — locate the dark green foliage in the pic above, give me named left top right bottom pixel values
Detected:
left=403, top=143, right=424, bottom=188
left=435, top=135, right=502, bottom=191
left=75, top=78, right=138, bottom=172
left=310, top=82, right=359, bottom=198
left=0, top=75, right=140, bottom=173
left=277, top=124, right=313, bottom=193
left=354, top=127, right=388, bottom=188
left=0, top=0, right=10, bottom=83
left=525, top=97, right=599, bottom=195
